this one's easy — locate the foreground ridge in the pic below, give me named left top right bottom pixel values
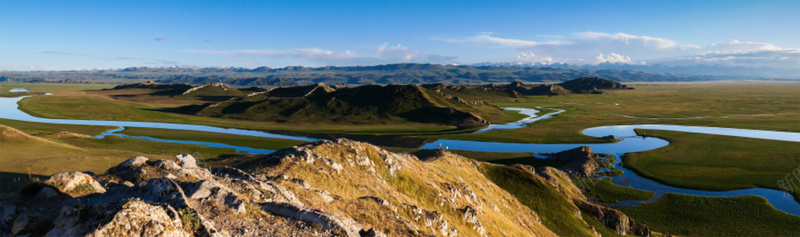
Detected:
left=2, top=138, right=651, bottom=236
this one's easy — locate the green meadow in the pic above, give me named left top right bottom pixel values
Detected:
left=624, top=129, right=800, bottom=202
left=620, top=193, right=800, bottom=236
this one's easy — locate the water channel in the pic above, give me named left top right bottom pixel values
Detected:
left=1, top=94, right=798, bottom=215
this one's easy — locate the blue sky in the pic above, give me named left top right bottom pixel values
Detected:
left=1, top=0, right=798, bottom=70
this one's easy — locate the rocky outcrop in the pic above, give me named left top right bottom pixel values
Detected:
left=260, top=202, right=363, bottom=237
left=46, top=200, right=192, bottom=237
left=44, top=171, right=106, bottom=195
left=574, top=199, right=650, bottom=236
left=5, top=139, right=560, bottom=236
left=552, top=146, right=600, bottom=177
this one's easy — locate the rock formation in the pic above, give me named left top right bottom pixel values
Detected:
left=3, top=139, right=558, bottom=236
left=552, top=146, right=601, bottom=177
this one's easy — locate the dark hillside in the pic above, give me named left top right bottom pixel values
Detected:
left=197, top=84, right=490, bottom=127
left=558, top=77, right=630, bottom=93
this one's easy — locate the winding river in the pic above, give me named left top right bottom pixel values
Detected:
left=2, top=95, right=799, bottom=215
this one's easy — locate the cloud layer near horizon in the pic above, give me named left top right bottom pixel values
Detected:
left=184, top=42, right=457, bottom=66
left=437, top=32, right=799, bottom=68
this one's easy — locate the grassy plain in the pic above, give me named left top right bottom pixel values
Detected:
left=7, top=82, right=799, bottom=143
left=624, top=129, right=800, bottom=201
left=0, top=118, right=248, bottom=192
left=119, top=127, right=305, bottom=150
left=438, top=82, right=800, bottom=143
left=620, top=193, right=800, bottom=236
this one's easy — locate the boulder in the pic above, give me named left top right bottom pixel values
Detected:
left=261, top=202, right=363, bottom=237
left=46, top=200, right=191, bottom=237
left=117, top=156, right=150, bottom=169
left=574, top=199, right=650, bottom=236
left=185, top=180, right=246, bottom=214
left=45, top=171, right=106, bottom=194
left=155, top=159, right=181, bottom=171
left=552, top=146, right=600, bottom=177
left=172, top=154, right=198, bottom=169
left=12, top=213, right=29, bottom=236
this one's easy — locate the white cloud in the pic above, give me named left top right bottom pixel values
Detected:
left=516, top=52, right=561, bottom=65
left=655, top=49, right=800, bottom=68
left=439, top=31, right=798, bottom=68
left=434, top=32, right=566, bottom=48
left=377, top=43, right=418, bottom=61
left=576, top=32, right=679, bottom=49
left=705, top=40, right=781, bottom=52
left=595, top=52, right=632, bottom=64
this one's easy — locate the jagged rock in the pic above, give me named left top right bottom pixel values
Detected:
left=574, top=199, right=650, bottom=236
left=211, top=167, right=258, bottom=180
left=12, top=213, right=28, bottom=236
left=34, top=186, right=58, bottom=199
left=45, top=171, right=106, bottom=194
left=173, top=154, right=198, bottom=169
left=379, top=153, right=401, bottom=176
left=118, top=156, right=150, bottom=169
left=553, top=146, right=600, bottom=177
left=315, top=190, right=335, bottom=203
left=46, top=200, right=191, bottom=237
left=261, top=202, right=363, bottom=237
left=359, top=228, right=387, bottom=237
left=0, top=204, right=15, bottom=228
left=155, top=159, right=181, bottom=171
left=258, top=181, right=304, bottom=206
left=358, top=196, right=397, bottom=212
left=289, top=178, right=311, bottom=190
left=185, top=180, right=246, bottom=214
left=460, top=206, right=478, bottom=224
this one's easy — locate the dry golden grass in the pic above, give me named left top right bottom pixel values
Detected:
left=246, top=140, right=556, bottom=236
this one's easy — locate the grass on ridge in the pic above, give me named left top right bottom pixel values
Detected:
left=577, top=178, right=654, bottom=203
left=482, top=164, right=596, bottom=236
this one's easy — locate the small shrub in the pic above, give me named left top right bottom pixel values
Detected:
left=179, top=208, right=201, bottom=232
left=71, top=183, right=98, bottom=196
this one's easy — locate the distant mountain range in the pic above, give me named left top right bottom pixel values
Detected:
left=473, top=61, right=800, bottom=79
left=1, top=63, right=795, bottom=87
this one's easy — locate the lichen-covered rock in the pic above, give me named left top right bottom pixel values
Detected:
left=155, top=159, right=181, bottom=171
left=46, top=200, right=191, bottom=237
left=45, top=171, right=106, bottom=194
left=261, top=202, right=363, bottom=237
left=185, top=180, right=246, bottom=214
left=117, top=156, right=150, bottom=169
left=172, top=154, right=198, bottom=169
